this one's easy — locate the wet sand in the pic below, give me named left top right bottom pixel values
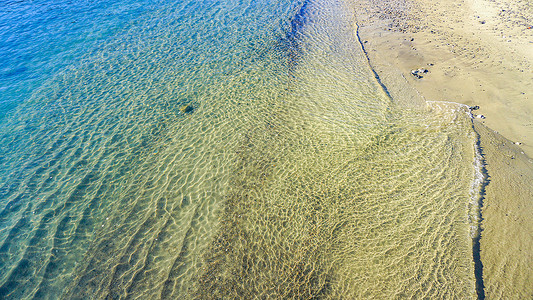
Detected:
left=351, top=0, right=533, bottom=298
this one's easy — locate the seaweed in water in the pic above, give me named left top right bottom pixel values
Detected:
left=179, top=103, right=195, bottom=114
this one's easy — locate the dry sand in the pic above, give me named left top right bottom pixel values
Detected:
left=353, top=0, right=533, bottom=156
left=350, top=0, right=533, bottom=298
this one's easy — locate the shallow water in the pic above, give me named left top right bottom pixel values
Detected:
left=0, top=0, right=480, bottom=298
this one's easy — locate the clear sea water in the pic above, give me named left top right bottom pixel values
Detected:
left=0, top=0, right=482, bottom=298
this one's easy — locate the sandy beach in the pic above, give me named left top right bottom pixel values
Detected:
left=353, top=0, right=533, bottom=155
left=351, top=0, right=533, bottom=297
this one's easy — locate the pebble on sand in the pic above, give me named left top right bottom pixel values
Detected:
left=411, top=68, right=429, bottom=79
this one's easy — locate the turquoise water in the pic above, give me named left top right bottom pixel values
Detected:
left=1, top=0, right=481, bottom=298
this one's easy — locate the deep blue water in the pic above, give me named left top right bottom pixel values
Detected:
left=0, top=0, right=160, bottom=119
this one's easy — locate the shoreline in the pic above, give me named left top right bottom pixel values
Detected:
left=351, top=0, right=533, bottom=298
left=351, top=0, right=533, bottom=156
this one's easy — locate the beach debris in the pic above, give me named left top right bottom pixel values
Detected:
left=476, top=114, right=486, bottom=119
left=411, top=68, right=428, bottom=79
left=179, top=103, right=195, bottom=114
left=469, top=105, right=480, bottom=110
left=515, top=141, right=522, bottom=146
left=527, top=26, right=532, bottom=29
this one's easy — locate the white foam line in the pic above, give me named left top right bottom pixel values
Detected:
left=469, top=140, right=485, bottom=239
left=468, top=122, right=487, bottom=299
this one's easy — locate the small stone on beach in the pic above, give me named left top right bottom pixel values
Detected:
left=411, top=68, right=429, bottom=79
left=411, top=70, right=422, bottom=79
